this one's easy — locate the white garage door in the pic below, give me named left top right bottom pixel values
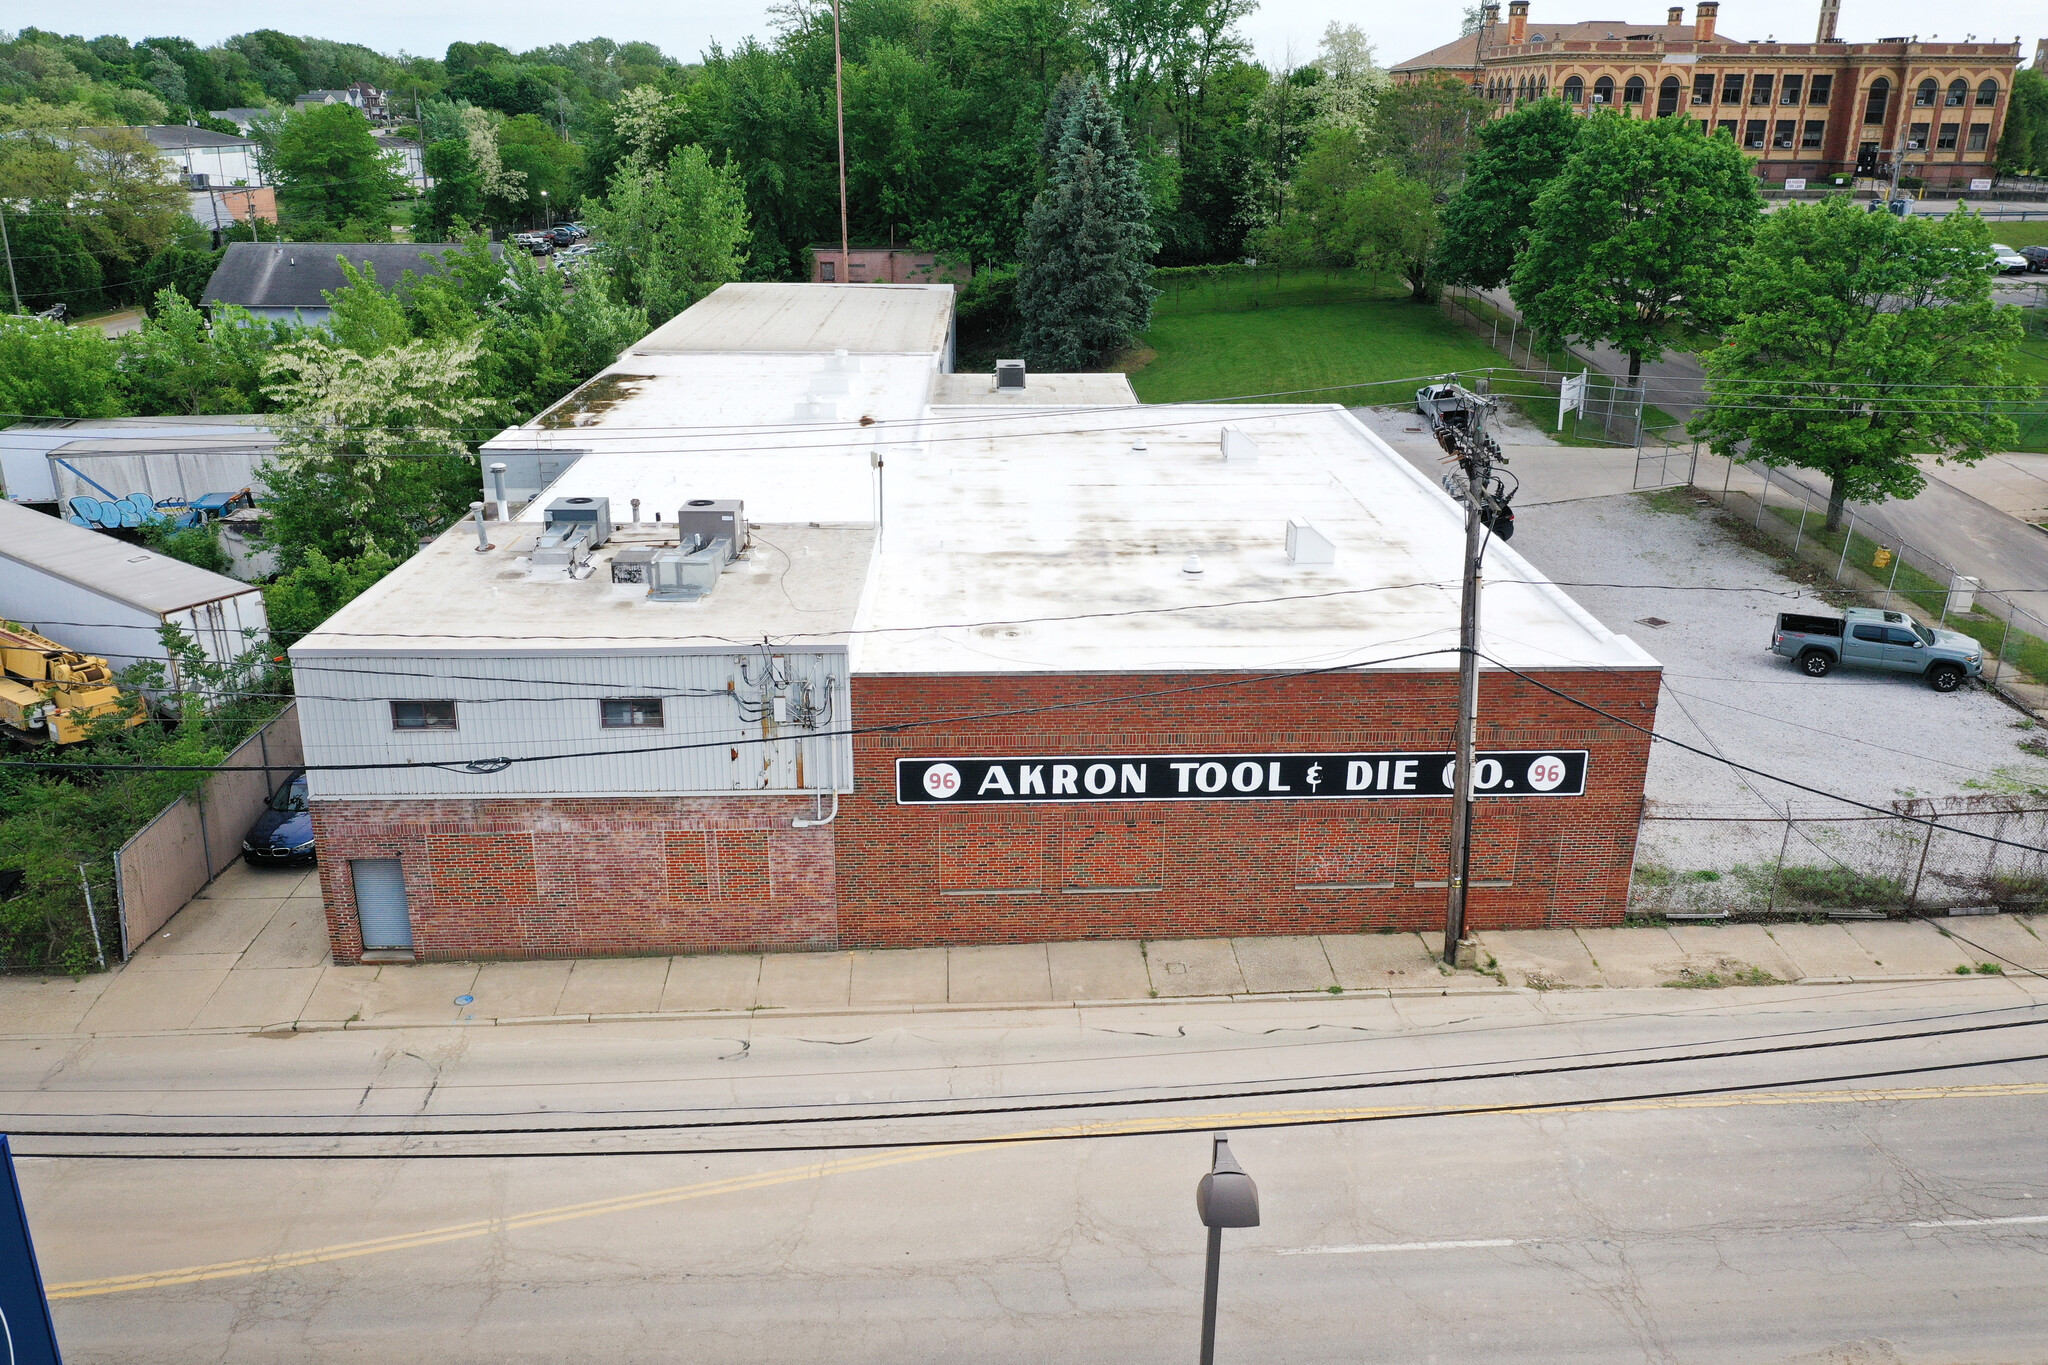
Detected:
left=350, top=858, right=414, bottom=951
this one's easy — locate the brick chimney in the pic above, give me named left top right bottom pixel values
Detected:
left=1816, top=0, right=1841, bottom=42
left=1669, top=7, right=1684, bottom=26
left=1508, top=1, right=1529, bottom=44
left=1696, top=1, right=1719, bottom=41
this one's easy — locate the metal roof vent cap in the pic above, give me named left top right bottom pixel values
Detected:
left=1286, top=518, right=1336, bottom=565
left=1182, top=554, right=1204, bottom=577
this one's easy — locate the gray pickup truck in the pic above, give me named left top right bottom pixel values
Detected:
left=1772, top=607, right=1982, bottom=691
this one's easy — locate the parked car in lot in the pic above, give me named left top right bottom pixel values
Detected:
left=548, top=224, right=582, bottom=246
left=242, top=769, right=314, bottom=866
left=1989, top=243, right=2030, bottom=274
left=512, top=232, right=554, bottom=255
left=2020, top=245, right=2048, bottom=273
left=1772, top=608, right=1982, bottom=691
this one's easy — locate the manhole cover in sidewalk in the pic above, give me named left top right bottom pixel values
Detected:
left=1636, top=617, right=1670, bottom=628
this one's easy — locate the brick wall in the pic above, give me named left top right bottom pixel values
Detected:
left=309, top=796, right=836, bottom=963
left=836, top=668, right=1659, bottom=948
left=308, top=667, right=1657, bottom=962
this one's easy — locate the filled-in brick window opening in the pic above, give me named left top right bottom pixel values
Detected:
left=391, top=700, right=458, bottom=730
left=601, top=697, right=664, bottom=729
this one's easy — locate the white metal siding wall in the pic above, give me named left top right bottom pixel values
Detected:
left=50, top=450, right=271, bottom=506
left=294, top=649, right=853, bottom=798
left=0, top=562, right=163, bottom=669
left=161, top=590, right=269, bottom=673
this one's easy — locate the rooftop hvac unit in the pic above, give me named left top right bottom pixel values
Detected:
left=531, top=523, right=591, bottom=567
left=647, top=542, right=726, bottom=601
left=676, top=498, right=744, bottom=562
left=184, top=171, right=211, bottom=190
left=611, top=546, right=659, bottom=584
left=543, top=495, right=612, bottom=547
left=995, top=359, right=1027, bottom=392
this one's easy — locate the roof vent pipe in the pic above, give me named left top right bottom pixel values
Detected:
left=488, top=462, right=508, bottom=520
left=630, top=497, right=641, bottom=525
left=471, top=502, right=493, bottom=553
left=1182, top=554, right=1204, bottom=577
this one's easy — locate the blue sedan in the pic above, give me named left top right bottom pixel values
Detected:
left=242, top=770, right=315, bottom=866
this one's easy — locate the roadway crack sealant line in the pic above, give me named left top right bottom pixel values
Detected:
left=38, top=1077, right=2048, bottom=1300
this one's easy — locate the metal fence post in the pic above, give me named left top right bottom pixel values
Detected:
left=1908, top=814, right=1941, bottom=912
left=1835, top=510, right=1855, bottom=581
left=1994, top=611, right=2014, bottom=684
left=1793, top=500, right=1809, bottom=553
left=1766, top=812, right=1793, bottom=914
left=78, top=862, right=105, bottom=970
left=1756, top=466, right=1771, bottom=528
left=1886, top=548, right=1902, bottom=607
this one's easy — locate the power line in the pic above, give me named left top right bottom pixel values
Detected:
left=18, top=1050, right=2048, bottom=1160
left=18, top=1010, right=2043, bottom=1141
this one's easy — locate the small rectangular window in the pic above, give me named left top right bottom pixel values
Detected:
left=1808, top=74, right=1832, bottom=104
left=1908, top=122, right=1930, bottom=149
left=1802, top=119, right=1825, bottom=148
left=1750, top=75, right=1774, bottom=105
left=1773, top=120, right=1795, bottom=149
left=600, top=697, right=664, bottom=729
left=1744, top=119, right=1767, bottom=149
left=1716, top=119, right=1738, bottom=137
left=1722, top=73, right=1745, bottom=103
left=1779, top=74, right=1802, bottom=105
left=1693, top=74, right=1714, bottom=105
left=1967, top=123, right=1989, bottom=151
left=391, top=700, right=457, bottom=731
left=1937, top=123, right=1959, bottom=151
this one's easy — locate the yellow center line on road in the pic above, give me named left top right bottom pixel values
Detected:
left=44, top=1079, right=2048, bottom=1299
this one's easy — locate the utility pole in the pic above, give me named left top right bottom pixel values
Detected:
left=1426, top=380, right=1511, bottom=966
left=831, top=0, right=851, bottom=285
left=0, top=204, right=20, bottom=313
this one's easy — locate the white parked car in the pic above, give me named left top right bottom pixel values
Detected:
left=1989, top=243, right=2030, bottom=274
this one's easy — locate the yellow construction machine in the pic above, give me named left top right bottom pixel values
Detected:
left=0, top=622, right=146, bottom=744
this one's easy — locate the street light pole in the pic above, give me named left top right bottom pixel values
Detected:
left=1195, top=1132, right=1260, bottom=1365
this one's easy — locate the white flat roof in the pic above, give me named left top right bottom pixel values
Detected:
left=845, top=406, right=1653, bottom=675
left=297, top=523, right=875, bottom=656
left=629, top=282, right=954, bottom=356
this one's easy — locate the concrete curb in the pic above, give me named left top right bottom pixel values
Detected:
left=5, top=970, right=2031, bottom=1044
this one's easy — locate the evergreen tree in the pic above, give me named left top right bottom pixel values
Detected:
left=1017, top=75, right=1157, bottom=372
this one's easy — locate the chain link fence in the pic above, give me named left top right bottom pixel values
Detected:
left=1633, top=796, right=2048, bottom=919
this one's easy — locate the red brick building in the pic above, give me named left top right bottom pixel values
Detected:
left=1393, top=2, right=2024, bottom=187
left=297, top=284, right=1661, bottom=964
left=807, top=245, right=969, bottom=284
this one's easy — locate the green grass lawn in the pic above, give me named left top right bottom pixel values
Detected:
left=1125, top=270, right=1506, bottom=407
left=1985, top=221, right=2048, bottom=250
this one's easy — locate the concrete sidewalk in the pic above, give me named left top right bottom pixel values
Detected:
left=6, top=861, right=2048, bottom=1037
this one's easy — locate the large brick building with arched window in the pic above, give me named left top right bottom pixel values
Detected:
left=1392, top=2, right=2023, bottom=187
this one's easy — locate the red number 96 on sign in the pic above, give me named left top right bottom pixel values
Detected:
left=921, top=763, right=963, bottom=799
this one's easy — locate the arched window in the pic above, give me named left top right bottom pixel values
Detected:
left=1946, top=79, right=1968, bottom=106
left=1977, top=79, right=1999, bottom=106
left=1865, top=78, right=1889, bottom=123
left=1563, top=75, right=1584, bottom=104
left=1624, top=75, right=1646, bottom=105
left=1594, top=75, right=1615, bottom=105
left=1916, top=78, right=1938, bottom=106
left=1657, top=75, right=1681, bottom=116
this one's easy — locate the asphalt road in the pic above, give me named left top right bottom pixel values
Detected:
left=12, top=982, right=2048, bottom=1362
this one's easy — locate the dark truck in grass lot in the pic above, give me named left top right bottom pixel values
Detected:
left=1772, top=607, right=1982, bottom=691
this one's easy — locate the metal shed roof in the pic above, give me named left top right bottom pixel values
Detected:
left=629, top=283, right=955, bottom=356
left=0, top=501, right=259, bottom=615
left=200, top=242, right=501, bottom=312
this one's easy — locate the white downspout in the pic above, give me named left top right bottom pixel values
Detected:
left=792, top=793, right=840, bottom=828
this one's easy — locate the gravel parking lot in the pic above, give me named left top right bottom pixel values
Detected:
left=1508, top=490, right=2048, bottom=887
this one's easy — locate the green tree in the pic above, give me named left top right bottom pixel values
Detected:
left=0, top=315, right=126, bottom=417
left=1436, top=97, right=1579, bottom=290
left=1344, top=169, right=1440, bottom=302
left=1512, top=111, right=1760, bottom=382
left=416, top=138, right=486, bottom=239
left=260, top=329, right=490, bottom=564
left=586, top=143, right=749, bottom=326
left=1999, top=67, right=2048, bottom=176
left=266, top=102, right=405, bottom=236
left=1692, top=199, right=2025, bottom=531
left=118, top=290, right=284, bottom=415
left=1370, top=74, right=1486, bottom=198
left=0, top=102, right=186, bottom=307
left=262, top=546, right=399, bottom=643
left=1017, top=74, right=1157, bottom=370
left=1252, top=123, right=1373, bottom=267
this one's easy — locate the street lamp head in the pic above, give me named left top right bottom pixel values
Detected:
left=1196, top=1133, right=1260, bottom=1229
